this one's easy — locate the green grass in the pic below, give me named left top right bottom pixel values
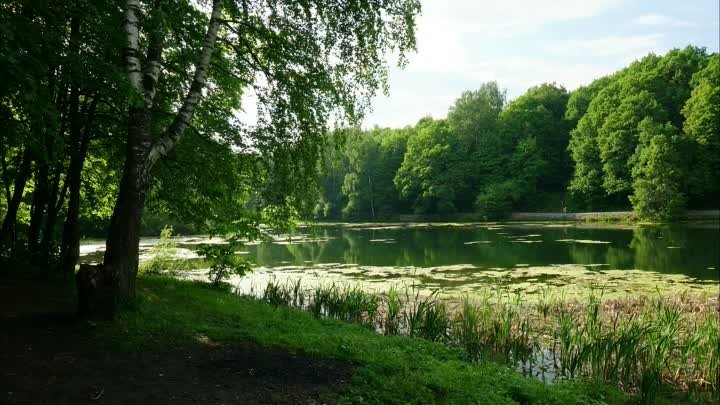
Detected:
left=101, top=275, right=628, bottom=405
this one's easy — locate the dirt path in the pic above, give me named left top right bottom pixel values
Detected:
left=0, top=276, right=354, bottom=404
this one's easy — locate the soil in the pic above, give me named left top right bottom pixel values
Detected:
left=0, top=277, right=355, bottom=405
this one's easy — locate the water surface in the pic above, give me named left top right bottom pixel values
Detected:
left=81, top=222, right=720, bottom=299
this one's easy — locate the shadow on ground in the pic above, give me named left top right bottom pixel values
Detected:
left=1, top=276, right=354, bottom=405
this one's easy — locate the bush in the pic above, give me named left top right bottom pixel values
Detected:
left=140, top=226, right=179, bottom=275
left=197, top=243, right=252, bottom=287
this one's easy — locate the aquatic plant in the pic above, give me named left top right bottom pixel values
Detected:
left=290, top=279, right=305, bottom=307
left=554, top=307, right=584, bottom=378
left=337, top=284, right=379, bottom=325
left=402, top=287, right=450, bottom=341
left=535, top=286, right=554, bottom=319
left=418, top=295, right=450, bottom=342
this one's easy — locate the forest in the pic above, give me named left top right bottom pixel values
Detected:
left=316, top=47, right=720, bottom=221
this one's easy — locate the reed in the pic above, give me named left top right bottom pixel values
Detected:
left=259, top=280, right=719, bottom=403
left=418, top=295, right=450, bottom=342
left=536, top=287, right=550, bottom=319
left=384, top=286, right=402, bottom=336
left=262, top=279, right=293, bottom=306
left=290, top=279, right=305, bottom=307
left=400, top=287, right=451, bottom=341
left=454, top=296, right=483, bottom=360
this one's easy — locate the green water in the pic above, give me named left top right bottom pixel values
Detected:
left=80, top=221, right=720, bottom=298
left=235, top=222, right=719, bottom=298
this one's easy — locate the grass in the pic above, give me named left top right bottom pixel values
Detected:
left=99, top=275, right=629, bottom=405
left=256, top=279, right=719, bottom=404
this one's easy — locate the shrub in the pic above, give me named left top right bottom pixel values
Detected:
left=197, top=243, right=252, bottom=287
left=140, top=226, right=178, bottom=275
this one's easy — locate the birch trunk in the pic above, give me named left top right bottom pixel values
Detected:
left=98, top=0, right=224, bottom=305
left=103, top=107, right=151, bottom=299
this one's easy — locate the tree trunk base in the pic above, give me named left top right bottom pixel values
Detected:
left=76, top=263, right=116, bottom=319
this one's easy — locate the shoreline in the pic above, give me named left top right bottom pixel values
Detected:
left=305, top=210, right=720, bottom=224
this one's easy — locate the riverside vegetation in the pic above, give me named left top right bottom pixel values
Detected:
left=257, top=279, right=719, bottom=404
left=102, top=275, right=633, bottom=405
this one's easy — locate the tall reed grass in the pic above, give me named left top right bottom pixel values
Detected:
left=260, top=279, right=719, bottom=403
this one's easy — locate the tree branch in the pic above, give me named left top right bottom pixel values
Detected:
left=146, top=0, right=224, bottom=169
left=219, top=36, right=276, bottom=82
left=142, top=4, right=166, bottom=109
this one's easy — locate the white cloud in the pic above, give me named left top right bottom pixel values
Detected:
left=405, top=18, right=469, bottom=73
left=545, top=34, right=665, bottom=57
left=486, top=58, right=616, bottom=93
left=363, top=56, right=618, bottom=128
left=421, top=0, right=623, bottom=33
left=632, top=13, right=696, bottom=27
left=403, top=0, right=625, bottom=75
left=366, top=91, right=458, bottom=128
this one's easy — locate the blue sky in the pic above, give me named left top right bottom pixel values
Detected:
left=363, top=0, right=720, bottom=128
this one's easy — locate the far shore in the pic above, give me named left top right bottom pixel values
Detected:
left=307, top=210, right=720, bottom=224
left=509, top=209, right=719, bottom=221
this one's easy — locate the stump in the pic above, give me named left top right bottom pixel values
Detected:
left=76, top=263, right=116, bottom=319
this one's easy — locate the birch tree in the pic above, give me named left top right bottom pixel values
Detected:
left=99, top=0, right=420, bottom=305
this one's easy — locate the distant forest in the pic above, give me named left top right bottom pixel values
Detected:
left=315, top=46, right=719, bottom=221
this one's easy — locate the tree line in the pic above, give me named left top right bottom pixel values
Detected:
left=315, top=47, right=719, bottom=221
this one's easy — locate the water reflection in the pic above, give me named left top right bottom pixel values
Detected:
left=248, top=223, right=719, bottom=280
left=79, top=222, right=720, bottom=298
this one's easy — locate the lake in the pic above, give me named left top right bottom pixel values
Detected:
left=80, top=221, right=720, bottom=300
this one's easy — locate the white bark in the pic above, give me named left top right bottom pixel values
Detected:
left=123, top=0, right=143, bottom=93
left=143, top=59, right=162, bottom=107
left=146, top=0, right=224, bottom=169
left=142, top=27, right=166, bottom=108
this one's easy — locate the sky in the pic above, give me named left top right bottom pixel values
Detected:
left=362, top=0, right=720, bottom=128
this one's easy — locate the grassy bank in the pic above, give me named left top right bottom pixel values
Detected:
left=102, top=275, right=632, bottom=405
